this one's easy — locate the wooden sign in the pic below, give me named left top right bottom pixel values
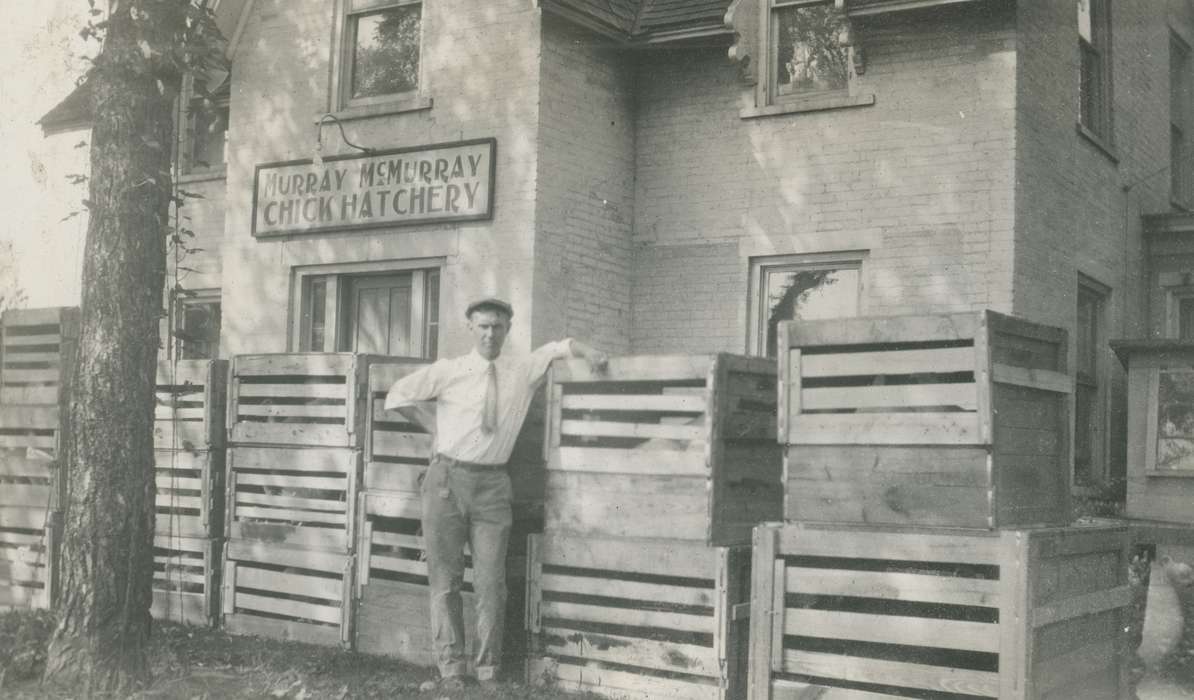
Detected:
left=252, top=138, right=495, bottom=237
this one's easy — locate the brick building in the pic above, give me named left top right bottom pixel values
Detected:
left=40, top=0, right=1194, bottom=492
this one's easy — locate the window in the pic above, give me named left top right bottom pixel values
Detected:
left=181, top=75, right=229, bottom=175
left=337, top=0, right=423, bottom=110
left=172, top=290, right=222, bottom=359
left=748, top=253, right=863, bottom=357
left=1074, top=277, right=1108, bottom=486
left=1078, top=0, right=1112, bottom=142
left=1173, top=32, right=1192, bottom=208
left=295, top=263, right=439, bottom=358
left=1164, top=285, right=1194, bottom=339
left=763, top=0, right=857, bottom=105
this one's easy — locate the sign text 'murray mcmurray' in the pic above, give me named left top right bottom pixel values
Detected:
left=252, top=140, right=494, bottom=236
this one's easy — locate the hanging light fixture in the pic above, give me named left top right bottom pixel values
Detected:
left=312, top=113, right=373, bottom=166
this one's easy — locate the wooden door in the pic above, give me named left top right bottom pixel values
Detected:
left=339, top=273, right=414, bottom=355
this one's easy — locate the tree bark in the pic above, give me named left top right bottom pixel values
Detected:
left=42, top=1, right=188, bottom=694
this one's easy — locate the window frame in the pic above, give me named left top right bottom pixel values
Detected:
left=1172, top=30, right=1192, bottom=209
left=746, top=250, right=865, bottom=357
left=1164, top=283, right=1194, bottom=339
left=170, top=288, right=222, bottom=360
left=749, top=0, right=873, bottom=116
left=178, top=74, right=230, bottom=179
left=1077, top=0, right=1113, bottom=147
left=330, top=0, right=429, bottom=115
left=1073, top=274, right=1110, bottom=488
left=290, top=258, right=443, bottom=358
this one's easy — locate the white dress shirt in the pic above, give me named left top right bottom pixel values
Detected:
left=384, top=339, right=574, bottom=464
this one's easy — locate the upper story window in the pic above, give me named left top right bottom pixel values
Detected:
left=338, top=0, right=424, bottom=110
left=771, top=1, right=851, bottom=100
left=1078, top=0, right=1112, bottom=143
left=181, top=75, right=229, bottom=176
left=1172, top=31, right=1192, bottom=208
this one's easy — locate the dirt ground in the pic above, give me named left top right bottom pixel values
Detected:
left=5, top=567, right=1194, bottom=700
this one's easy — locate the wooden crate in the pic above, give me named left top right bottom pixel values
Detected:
left=229, top=353, right=417, bottom=448
left=154, top=359, right=227, bottom=451
left=223, top=538, right=353, bottom=647
left=364, top=362, right=433, bottom=495
left=354, top=491, right=537, bottom=665
left=0, top=306, right=80, bottom=406
left=526, top=533, right=751, bottom=700
left=155, top=449, right=224, bottom=539
left=0, top=405, right=60, bottom=610
left=225, top=446, right=359, bottom=552
left=779, top=311, right=1072, bottom=529
left=546, top=354, right=782, bottom=546
left=748, top=521, right=1132, bottom=699
left=151, top=534, right=219, bottom=626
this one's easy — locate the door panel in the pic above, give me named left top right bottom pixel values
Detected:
left=340, top=274, right=413, bottom=354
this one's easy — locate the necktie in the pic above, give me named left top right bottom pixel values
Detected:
left=482, top=362, right=498, bottom=434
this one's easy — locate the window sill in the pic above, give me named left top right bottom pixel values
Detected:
left=177, top=168, right=227, bottom=185
left=741, top=92, right=875, bottom=120
left=1076, top=122, right=1119, bottom=163
left=328, top=94, right=434, bottom=123
left=1145, top=469, right=1194, bottom=478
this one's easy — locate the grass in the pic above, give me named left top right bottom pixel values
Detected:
left=0, top=610, right=595, bottom=699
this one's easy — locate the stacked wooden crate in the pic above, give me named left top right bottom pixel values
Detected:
left=0, top=307, right=80, bottom=406
left=152, top=359, right=227, bottom=626
left=222, top=353, right=409, bottom=647
left=352, top=360, right=436, bottom=660
left=527, top=354, right=782, bottom=700
left=749, top=311, right=1132, bottom=699
left=0, top=307, right=78, bottom=611
left=355, top=361, right=545, bottom=667
left=0, top=405, right=61, bottom=610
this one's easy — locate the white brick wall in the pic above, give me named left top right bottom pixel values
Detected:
left=218, top=0, right=545, bottom=357
left=629, top=8, right=1021, bottom=353
left=532, top=17, right=636, bottom=353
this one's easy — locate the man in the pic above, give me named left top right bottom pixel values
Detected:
left=384, top=296, right=607, bottom=689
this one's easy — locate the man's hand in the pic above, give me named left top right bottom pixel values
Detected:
left=571, top=341, right=609, bottom=374
left=585, top=349, right=609, bottom=373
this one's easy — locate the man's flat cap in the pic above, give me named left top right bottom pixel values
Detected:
left=465, top=297, right=514, bottom=319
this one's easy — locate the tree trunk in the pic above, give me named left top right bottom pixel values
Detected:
left=42, top=1, right=187, bottom=693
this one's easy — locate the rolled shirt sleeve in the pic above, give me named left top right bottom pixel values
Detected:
left=384, top=361, right=446, bottom=410
left=526, top=338, right=575, bottom=383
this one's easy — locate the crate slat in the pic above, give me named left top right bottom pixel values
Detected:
left=529, top=657, right=721, bottom=700
left=789, top=412, right=981, bottom=445
left=784, top=609, right=999, bottom=653
left=801, top=346, right=976, bottom=378
left=223, top=612, right=343, bottom=647
left=801, top=383, right=977, bottom=411
left=783, top=649, right=1000, bottom=697
left=551, top=445, right=705, bottom=475
left=786, top=566, right=1000, bottom=607
left=237, top=566, right=344, bottom=602
left=541, top=627, right=721, bottom=677
left=540, top=572, right=717, bottom=608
